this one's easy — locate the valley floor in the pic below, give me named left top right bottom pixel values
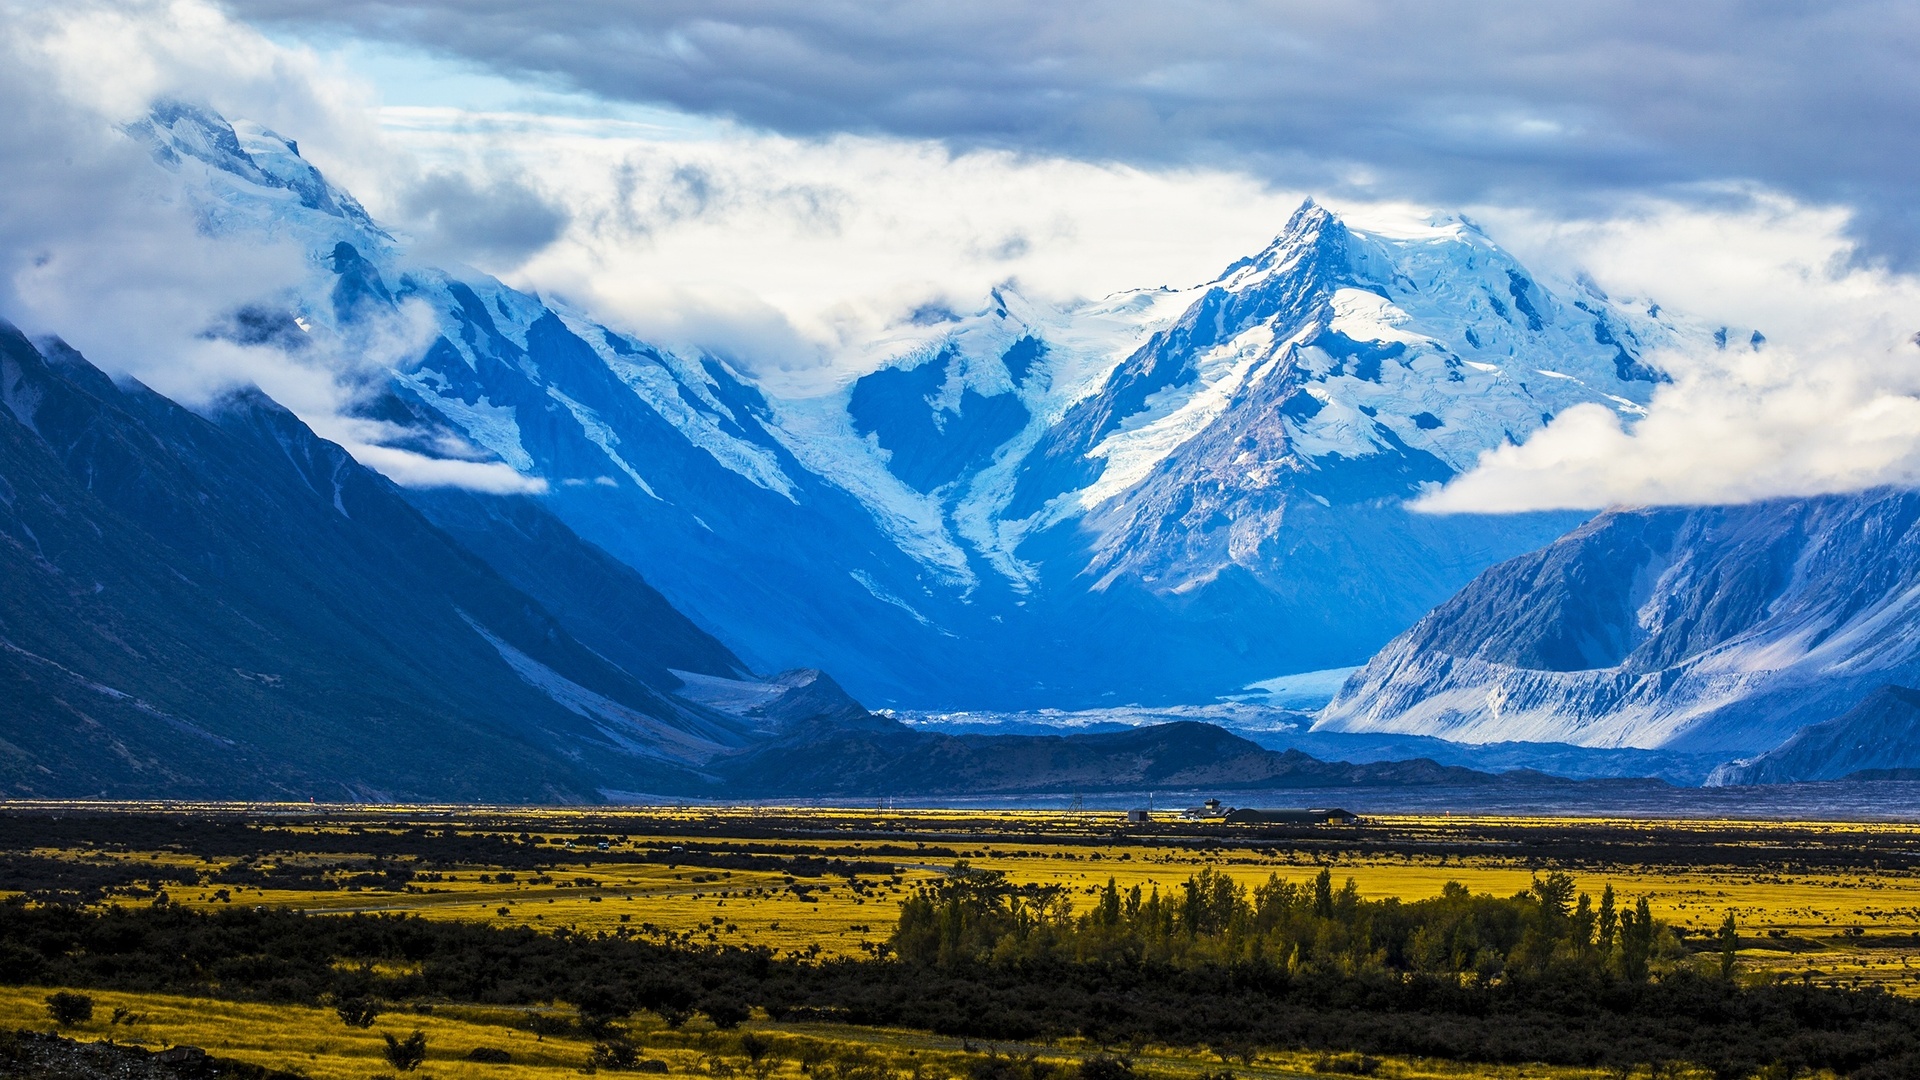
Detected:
left=5, top=803, right=1919, bottom=1077
left=0, top=986, right=1624, bottom=1080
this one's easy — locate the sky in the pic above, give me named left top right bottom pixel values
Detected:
left=4, top=0, right=1920, bottom=511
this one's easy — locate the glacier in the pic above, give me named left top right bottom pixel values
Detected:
left=123, top=101, right=1720, bottom=711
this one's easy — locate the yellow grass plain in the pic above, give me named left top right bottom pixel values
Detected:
left=19, top=805, right=1920, bottom=993
left=4, top=804, right=1911, bottom=1078
left=0, top=984, right=1671, bottom=1080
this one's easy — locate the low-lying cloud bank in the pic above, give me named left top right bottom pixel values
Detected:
left=1421, top=196, right=1920, bottom=513
left=0, top=0, right=557, bottom=491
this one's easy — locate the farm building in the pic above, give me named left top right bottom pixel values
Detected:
left=1180, top=799, right=1231, bottom=819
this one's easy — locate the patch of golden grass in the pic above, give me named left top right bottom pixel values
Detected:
left=35, top=806, right=1920, bottom=986
left=0, top=985, right=590, bottom=1079
left=0, top=985, right=1639, bottom=1080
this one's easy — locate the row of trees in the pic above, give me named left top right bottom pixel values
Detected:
left=16, top=890, right=1908, bottom=1077
left=893, top=864, right=1701, bottom=984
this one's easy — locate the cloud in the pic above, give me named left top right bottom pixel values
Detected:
left=0, top=0, right=556, bottom=493
left=412, top=113, right=1313, bottom=392
left=397, top=170, right=569, bottom=269
left=1418, top=194, right=1920, bottom=512
left=0, top=2, right=320, bottom=401
left=224, top=1, right=1920, bottom=266
left=15, top=1, right=1920, bottom=515
left=343, top=443, right=550, bottom=492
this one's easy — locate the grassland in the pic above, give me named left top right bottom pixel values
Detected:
left=4, top=803, right=1918, bottom=1077
left=0, top=983, right=1669, bottom=1080
left=14, top=805, right=1916, bottom=990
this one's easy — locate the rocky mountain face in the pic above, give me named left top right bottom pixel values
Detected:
left=4, top=324, right=1516, bottom=799
left=403, top=487, right=747, bottom=689
left=1318, top=489, right=1920, bottom=759
left=828, top=200, right=1690, bottom=700
left=0, top=320, right=763, bottom=800
left=1709, top=685, right=1920, bottom=785
left=130, top=101, right=1024, bottom=708
left=128, top=103, right=1706, bottom=710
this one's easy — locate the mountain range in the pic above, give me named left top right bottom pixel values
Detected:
left=126, top=101, right=1699, bottom=711
left=1709, top=685, right=1920, bottom=785
left=0, top=319, right=764, bottom=800
left=0, top=313, right=1546, bottom=799
left=6, top=100, right=1918, bottom=798
left=1318, top=490, right=1920, bottom=780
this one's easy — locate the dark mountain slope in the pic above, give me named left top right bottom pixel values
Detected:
left=1710, top=685, right=1920, bottom=785
left=0, top=322, right=748, bottom=800
left=403, top=488, right=748, bottom=690
left=712, top=717, right=1510, bottom=797
left=0, top=316, right=1572, bottom=804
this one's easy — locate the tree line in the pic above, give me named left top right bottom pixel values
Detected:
left=0, top=875, right=1914, bottom=1077
left=894, top=863, right=1689, bottom=983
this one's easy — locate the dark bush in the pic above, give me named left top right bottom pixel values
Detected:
left=1078, top=1056, right=1134, bottom=1080
left=466, top=1046, right=512, bottom=1064
left=970, top=1054, right=1060, bottom=1080
left=740, top=1034, right=774, bottom=1062
left=573, top=985, right=635, bottom=1035
left=44, top=992, right=92, bottom=1027
left=381, top=1030, right=427, bottom=1072
left=336, top=997, right=380, bottom=1028
left=702, top=998, right=750, bottom=1030
left=591, top=1040, right=642, bottom=1070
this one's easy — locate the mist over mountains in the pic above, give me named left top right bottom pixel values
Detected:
left=125, top=103, right=1692, bottom=709
left=5, top=101, right=1919, bottom=800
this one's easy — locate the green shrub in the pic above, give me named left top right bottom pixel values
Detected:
left=1077, top=1057, right=1133, bottom=1080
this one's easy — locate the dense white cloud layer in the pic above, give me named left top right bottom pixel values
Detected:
left=1, top=3, right=324, bottom=406
left=0, top=0, right=553, bottom=490
left=384, top=107, right=1312, bottom=392
left=1421, top=196, right=1920, bottom=511
left=224, top=0, right=1920, bottom=268
left=8, top=0, right=1920, bottom=510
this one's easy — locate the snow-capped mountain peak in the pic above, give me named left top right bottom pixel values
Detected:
left=128, top=100, right=388, bottom=246
left=983, top=198, right=1685, bottom=545
left=115, top=102, right=1712, bottom=709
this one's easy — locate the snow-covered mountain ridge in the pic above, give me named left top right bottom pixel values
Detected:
left=837, top=200, right=1691, bottom=597
left=127, top=102, right=1723, bottom=709
left=1318, top=489, right=1920, bottom=758
left=806, top=199, right=1725, bottom=700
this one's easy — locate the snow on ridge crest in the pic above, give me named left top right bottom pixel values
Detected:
left=127, top=101, right=812, bottom=505
left=1077, top=196, right=1684, bottom=493
left=797, top=194, right=1703, bottom=599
